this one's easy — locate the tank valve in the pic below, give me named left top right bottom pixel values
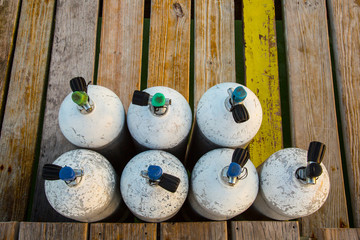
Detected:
left=222, top=148, right=249, bottom=186
left=70, top=77, right=94, bottom=113
left=295, top=141, right=326, bottom=184
left=42, top=164, right=84, bottom=187
left=141, top=165, right=180, bottom=193
left=132, top=90, right=171, bottom=116
left=225, top=86, right=249, bottom=123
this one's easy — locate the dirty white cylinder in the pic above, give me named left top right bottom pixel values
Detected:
left=59, top=85, right=127, bottom=154
left=44, top=149, right=122, bottom=222
left=127, top=86, right=192, bottom=159
left=252, top=148, right=330, bottom=220
left=188, top=148, right=259, bottom=220
left=196, top=82, right=262, bottom=148
left=120, top=150, right=189, bottom=222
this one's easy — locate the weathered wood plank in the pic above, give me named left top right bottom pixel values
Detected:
left=160, top=222, right=227, bottom=240
left=327, top=0, right=360, bottom=227
left=282, top=0, right=349, bottom=236
left=0, top=0, right=56, bottom=221
left=0, top=222, right=19, bottom=240
left=316, top=228, right=360, bottom=240
left=147, top=0, right=191, bottom=101
left=90, top=223, right=157, bottom=240
left=194, top=0, right=236, bottom=108
left=0, top=0, right=21, bottom=128
left=242, top=0, right=283, bottom=167
left=19, top=222, right=88, bottom=240
left=231, top=221, right=300, bottom=240
left=97, top=0, right=144, bottom=111
left=30, top=0, right=99, bottom=222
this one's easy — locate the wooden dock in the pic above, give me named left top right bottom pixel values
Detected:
left=0, top=0, right=359, bottom=239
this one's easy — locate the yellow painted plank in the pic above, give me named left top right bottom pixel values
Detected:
left=243, top=0, right=283, bottom=167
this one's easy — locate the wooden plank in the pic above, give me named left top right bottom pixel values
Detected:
left=282, top=0, right=349, bottom=236
left=194, top=0, right=236, bottom=108
left=316, top=228, right=360, bottom=240
left=231, top=221, right=300, bottom=240
left=19, top=222, right=88, bottom=240
left=0, top=0, right=21, bottom=128
left=147, top=0, right=191, bottom=101
left=0, top=0, right=55, bottom=221
left=90, top=223, right=157, bottom=240
left=242, top=0, right=283, bottom=167
left=30, top=0, right=99, bottom=222
left=326, top=0, right=360, bottom=227
left=0, top=222, right=19, bottom=240
left=160, top=222, right=227, bottom=240
left=97, top=0, right=144, bottom=111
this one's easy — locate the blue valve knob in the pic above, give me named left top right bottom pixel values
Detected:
left=148, top=165, right=163, bottom=181
left=227, top=162, right=242, bottom=178
left=59, top=166, right=76, bottom=181
left=232, top=86, right=247, bottom=103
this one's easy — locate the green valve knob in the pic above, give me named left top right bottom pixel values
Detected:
left=151, top=93, right=166, bottom=107
left=72, top=91, right=88, bottom=106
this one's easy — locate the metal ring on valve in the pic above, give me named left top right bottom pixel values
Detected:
left=221, top=165, right=248, bottom=186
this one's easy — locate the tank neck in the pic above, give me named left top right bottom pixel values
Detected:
left=224, top=87, right=249, bottom=123
left=42, top=164, right=84, bottom=187
left=72, top=91, right=95, bottom=114
left=295, top=141, right=326, bottom=185
left=132, top=90, right=171, bottom=117
left=221, top=164, right=248, bottom=186
left=141, top=165, right=180, bottom=193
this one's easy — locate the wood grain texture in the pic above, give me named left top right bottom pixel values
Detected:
left=147, top=0, right=191, bottom=101
left=243, top=0, right=283, bottom=167
left=194, top=0, right=236, bottom=108
left=231, top=221, right=300, bottom=240
left=97, top=0, right=144, bottom=111
left=160, top=222, right=227, bottom=240
left=282, top=0, right=349, bottom=236
left=18, top=222, right=88, bottom=240
left=316, top=228, right=360, bottom=240
left=326, top=0, right=360, bottom=227
left=0, top=222, right=19, bottom=240
left=0, top=0, right=21, bottom=128
left=0, top=0, right=55, bottom=221
left=90, top=223, right=157, bottom=240
left=30, top=0, right=99, bottom=222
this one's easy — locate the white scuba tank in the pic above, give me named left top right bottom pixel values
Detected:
left=58, top=77, right=132, bottom=166
left=127, top=87, right=192, bottom=160
left=188, top=148, right=259, bottom=220
left=42, top=149, right=122, bottom=222
left=252, top=141, right=330, bottom=220
left=120, top=150, right=189, bottom=222
left=187, top=82, right=262, bottom=168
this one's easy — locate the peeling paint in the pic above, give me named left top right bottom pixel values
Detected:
left=45, top=149, right=121, bottom=222
left=120, top=150, right=188, bottom=222
left=253, top=148, right=330, bottom=220
left=59, top=85, right=125, bottom=149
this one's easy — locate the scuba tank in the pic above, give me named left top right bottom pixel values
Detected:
left=187, top=82, right=262, bottom=169
left=42, top=149, right=122, bottom=222
left=120, top=150, right=189, bottom=222
left=188, top=148, right=258, bottom=220
left=58, top=77, right=133, bottom=168
left=252, top=141, right=330, bottom=220
left=127, top=86, right=192, bottom=160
